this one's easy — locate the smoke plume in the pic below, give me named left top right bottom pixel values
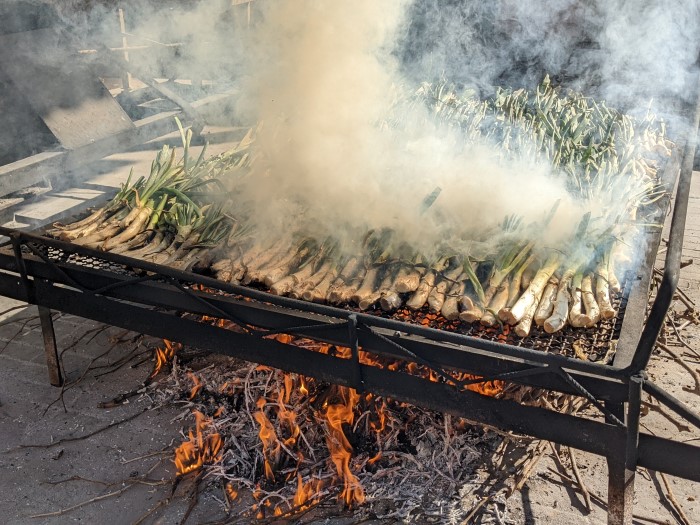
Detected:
left=19, top=0, right=700, bottom=263
left=226, top=0, right=599, bottom=258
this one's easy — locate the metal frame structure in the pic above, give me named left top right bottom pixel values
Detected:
left=0, top=159, right=698, bottom=524
left=0, top=79, right=699, bottom=525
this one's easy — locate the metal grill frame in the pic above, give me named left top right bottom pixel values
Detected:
left=0, top=104, right=699, bottom=525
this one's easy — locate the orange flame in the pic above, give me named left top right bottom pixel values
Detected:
left=225, top=482, right=238, bottom=502
left=299, top=376, right=309, bottom=396
left=370, top=399, right=387, bottom=434
left=150, top=339, right=179, bottom=378
left=293, top=473, right=309, bottom=508
left=292, top=473, right=324, bottom=510
left=367, top=451, right=382, bottom=465
left=277, top=386, right=301, bottom=448
left=219, top=379, right=240, bottom=395
left=253, top=403, right=280, bottom=481
left=461, top=374, right=504, bottom=397
left=174, top=410, right=223, bottom=476
left=188, top=372, right=202, bottom=399
left=324, top=387, right=365, bottom=506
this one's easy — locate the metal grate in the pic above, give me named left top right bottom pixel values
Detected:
left=385, top=281, right=628, bottom=362
left=26, top=240, right=627, bottom=361
left=26, top=242, right=138, bottom=277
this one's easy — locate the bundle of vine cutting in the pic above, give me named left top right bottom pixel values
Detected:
left=49, top=121, right=253, bottom=272
left=50, top=78, right=674, bottom=339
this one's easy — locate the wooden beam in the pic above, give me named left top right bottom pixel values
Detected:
left=0, top=91, right=236, bottom=199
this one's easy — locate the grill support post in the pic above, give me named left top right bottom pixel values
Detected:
left=38, top=306, right=62, bottom=387
left=606, top=375, right=642, bottom=525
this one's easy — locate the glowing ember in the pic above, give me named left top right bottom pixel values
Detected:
left=174, top=410, right=223, bottom=476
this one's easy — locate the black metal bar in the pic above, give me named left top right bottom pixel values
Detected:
left=9, top=233, right=32, bottom=303
left=0, top=229, right=639, bottom=381
left=0, top=274, right=622, bottom=447
left=604, top=397, right=630, bottom=525
left=0, top=273, right=625, bottom=454
left=643, top=379, right=700, bottom=430
left=637, top=434, right=700, bottom=482
left=11, top=235, right=63, bottom=386
left=606, top=457, right=635, bottom=525
left=556, top=368, right=624, bottom=426
left=626, top=376, right=643, bottom=469
left=609, top=375, right=641, bottom=525
left=0, top=249, right=632, bottom=401
left=37, top=305, right=62, bottom=387
left=347, top=314, right=364, bottom=392
left=613, top=149, right=682, bottom=369
left=629, top=65, right=700, bottom=373
left=358, top=325, right=474, bottom=391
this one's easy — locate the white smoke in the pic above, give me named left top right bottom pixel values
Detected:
left=228, top=0, right=587, bottom=257
left=30, top=0, right=700, bottom=261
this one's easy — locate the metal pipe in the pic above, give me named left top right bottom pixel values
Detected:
left=630, top=58, right=700, bottom=373
left=643, top=379, right=700, bottom=430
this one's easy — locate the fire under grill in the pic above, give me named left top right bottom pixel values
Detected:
left=1, top=104, right=700, bottom=525
left=0, top=230, right=638, bottom=404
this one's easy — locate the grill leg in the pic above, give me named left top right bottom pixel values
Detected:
left=606, top=459, right=634, bottom=525
left=38, top=306, right=62, bottom=387
left=605, top=376, right=643, bottom=525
